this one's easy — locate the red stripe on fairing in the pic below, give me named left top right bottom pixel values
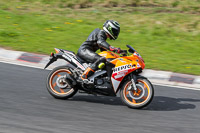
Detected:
left=112, top=68, right=136, bottom=81
left=111, top=68, right=136, bottom=91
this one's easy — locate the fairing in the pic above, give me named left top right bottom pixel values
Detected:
left=99, top=51, right=120, bottom=59
left=98, top=51, right=145, bottom=92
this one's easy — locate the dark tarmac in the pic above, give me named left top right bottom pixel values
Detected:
left=0, top=62, right=200, bottom=133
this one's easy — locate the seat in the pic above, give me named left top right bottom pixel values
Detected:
left=62, top=49, right=75, bottom=54
left=76, top=55, right=87, bottom=63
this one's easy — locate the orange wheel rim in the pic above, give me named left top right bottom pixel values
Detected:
left=49, top=69, right=74, bottom=95
left=123, top=79, right=150, bottom=105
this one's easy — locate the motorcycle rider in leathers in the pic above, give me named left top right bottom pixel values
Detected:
left=77, top=20, right=121, bottom=80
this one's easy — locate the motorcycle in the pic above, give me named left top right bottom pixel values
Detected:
left=44, top=45, right=154, bottom=109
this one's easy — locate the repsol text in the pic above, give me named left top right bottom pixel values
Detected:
left=113, top=64, right=135, bottom=72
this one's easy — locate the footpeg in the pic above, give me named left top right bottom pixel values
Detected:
left=83, top=79, right=89, bottom=84
left=83, top=79, right=93, bottom=84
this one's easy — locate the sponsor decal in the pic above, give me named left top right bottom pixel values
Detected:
left=112, top=63, right=137, bottom=81
left=113, top=64, right=136, bottom=72
left=62, top=54, right=71, bottom=62
left=137, top=63, right=141, bottom=68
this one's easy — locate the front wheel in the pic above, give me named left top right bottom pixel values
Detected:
left=46, top=66, right=78, bottom=99
left=120, top=77, right=154, bottom=109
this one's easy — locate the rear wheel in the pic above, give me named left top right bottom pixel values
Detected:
left=120, top=77, right=154, bottom=109
left=46, top=66, right=78, bottom=99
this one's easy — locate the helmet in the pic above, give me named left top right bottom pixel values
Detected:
left=103, top=20, right=120, bottom=40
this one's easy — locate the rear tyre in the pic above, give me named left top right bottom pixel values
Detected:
left=120, top=77, right=154, bottom=109
left=46, top=66, right=78, bottom=99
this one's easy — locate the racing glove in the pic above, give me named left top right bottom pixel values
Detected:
left=109, top=46, right=121, bottom=54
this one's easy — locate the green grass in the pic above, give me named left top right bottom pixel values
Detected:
left=0, top=0, right=200, bottom=75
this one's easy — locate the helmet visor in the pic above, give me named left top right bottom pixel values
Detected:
left=112, top=28, right=120, bottom=39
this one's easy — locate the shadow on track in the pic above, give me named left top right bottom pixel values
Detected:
left=70, top=95, right=200, bottom=111
left=70, top=95, right=124, bottom=106
left=146, top=96, right=200, bottom=111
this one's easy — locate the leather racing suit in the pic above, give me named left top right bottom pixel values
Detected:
left=77, top=28, right=113, bottom=79
left=77, top=28, right=110, bottom=62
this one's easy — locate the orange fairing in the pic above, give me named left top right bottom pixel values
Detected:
left=98, top=51, right=120, bottom=59
left=109, top=53, right=145, bottom=92
left=123, top=54, right=145, bottom=69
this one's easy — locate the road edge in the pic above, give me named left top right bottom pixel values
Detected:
left=0, top=48, right=199, bottom=89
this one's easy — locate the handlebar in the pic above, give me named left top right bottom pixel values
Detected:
left=120, top=50, right=128, bottom=56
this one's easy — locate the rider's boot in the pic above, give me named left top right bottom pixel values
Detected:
left=81, top=57, right=106, bottom=82
left=81, top=67, right=95, bottom=80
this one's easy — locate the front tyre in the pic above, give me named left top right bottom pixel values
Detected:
left=46, top=66, right=78, bottom=99
left=120, top=77, right=154, bottom=109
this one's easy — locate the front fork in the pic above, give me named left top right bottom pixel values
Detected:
left=128, top=74, right=138, bottom=92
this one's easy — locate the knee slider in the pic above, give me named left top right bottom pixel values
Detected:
left=98, top=57, right=106, bottom=69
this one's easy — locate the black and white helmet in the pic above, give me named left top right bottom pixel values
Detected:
left=103, top=20, right=120, bottom=40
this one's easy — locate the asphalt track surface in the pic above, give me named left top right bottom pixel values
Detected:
left=0, top=62, right=200, bottom=133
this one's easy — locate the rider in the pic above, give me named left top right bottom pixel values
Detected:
left=77, top=20, right=121, bottom=80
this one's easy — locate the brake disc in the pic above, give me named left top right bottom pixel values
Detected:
left=56, top=75, right=69, bottom=89
left=128, top=84, right=145, bottom=100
